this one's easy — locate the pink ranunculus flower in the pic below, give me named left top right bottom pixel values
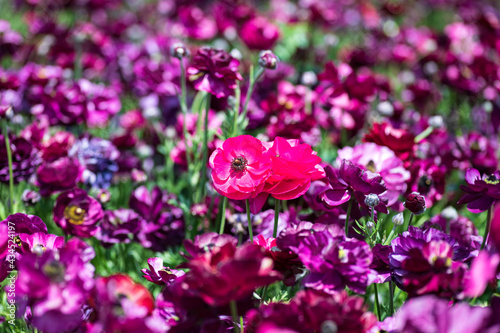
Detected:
left=263, top=137, right=324, bottom=200
left=209, top=135, right=271, bottom=200
left=337, top=142, right=410, bottom=207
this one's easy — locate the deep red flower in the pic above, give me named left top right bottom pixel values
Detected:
left=363, top=122, right=415, bottom=161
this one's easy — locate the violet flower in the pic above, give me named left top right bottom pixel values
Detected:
left=458, top=168, right=500, bottom=213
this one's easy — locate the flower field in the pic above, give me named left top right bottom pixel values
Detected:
left=1, top=0, right=500, bottom=332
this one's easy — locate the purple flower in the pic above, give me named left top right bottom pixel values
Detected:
left=337, top=143, right=410, bottom=207
left=187, top=47, right=243, bottom=98
left=458, top=168, right=500, bottom=213
left=404, top=192, right=426, bottom=215
left=19, top=232, right=64, bottom=255
left=321, top=160, right=388, bottom=219
left=1, top=213, right=47, bottom=235
left=16, top=239, right=95, bottom=333
left=422, top=213, right=481, bottom=250
left=21, top=189, right=41, bottom=206
left=0, top=135, right=41, bottom=184
left=36, top=157, right=84, bottom=197
left=129, top=186, right=185, bottom=251
left=95, top=209, right=143, bottom=247
left=389, top=226, right=468, bottom=298
left=71, top=137, right=120, bottom=189
left=141, top=257, right=185, bottom=286
left=53, top=188, right=104, bottom=238
left=392, top=295, right=495, bottom=333
left=298, top=226, right=373, bottom=294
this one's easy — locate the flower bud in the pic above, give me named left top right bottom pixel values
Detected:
left=22, top=189, right=41, bottom=206
left=170, top=42, right=190, bottom=59
left=258, top=50, right=278, bottom=70
left=301, top=71, right=317, bottom=86
left=321, top=320, right=338, bottom=333
left=429, top=115, right=444, bottom=129
left=364, top=193, right=380, bottom=208
left=404, top=192, right=426, bottom=215
left=441, top=206, right=458, bottom=220
left=366, top=221, right=375, bottom=233
left=131, top=168, right=147, bottom=183
left=0, top=105, right=13, bottom=120
left=392, top=212, right=404, bottom=226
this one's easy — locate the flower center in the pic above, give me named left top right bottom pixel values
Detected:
left=231, top=156, right=248, bottom=172
left=64, top=205, right=86, bottom=225
left=43, top=261, right=65, bottom=282
left=418, top=175, right=433, bottom=193
left=33, top=244, right=46, bottom=255
left=366, top=160, right=376, bottom=173
left=485, top=174, right=499, bottom=185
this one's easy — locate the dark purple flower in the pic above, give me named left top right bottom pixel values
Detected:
left=456, top=132, right=499, bottom=174
left=16, top=239, right=95, bottom=333
left=41, top=131, right=75, bottom=162
left=422, top=213, right=481, bottom=250
left=1, top=213, right=47, bottom=236
left=370, top=244, right=393, bottom=284
left=183, top=242, right=282, bottom=306
left=298, top=226, right=373, bottom=294
left=53, top=188, right=104, bottom=238
left=187, top=47, right=243, bottom=98
left=71, top=137, right=120, bottom=189
left=389, top=226, right=468, bottom=298
left=458, top=168, right=500, bottom=213
left=95, top=209, right=143, bottom=247
left=404, top=192, right=426, bottom=215
left=141, top=257, right=185, bottom=286
left=129, top=186, right=185, bottom=251
left=0, top=135, right=41, bottom=184
left=321, top=159, right=388, bottom=219
left=36, top=157, right=84, bottom=197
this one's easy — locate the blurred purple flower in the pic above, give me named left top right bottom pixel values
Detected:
left=36, top=157, right=84, bottom=197
left=0, top=135, right=41, bottom=184
left=95, top=209, right=143, bottom=247
left=142, top=257, right=185, bottom=286
left=458, top=168, right=500, bottom=213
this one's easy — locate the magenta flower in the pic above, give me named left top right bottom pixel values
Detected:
left=209, top=135, right=271, bottom=200
left=458, top=168, right=500, bottom=213
left=321, top=159, right=388, bottom=218
left=240, top=16, right=280, bottom=50
left=36, top=157, right=84, bottom=197
left=187, top=47, right=242, bottom=98
left=16, top=239, right=95, bottom=333
left=141, top=257, right=185, bottom=286
left=263, top=137, right=324, bottom=201
left=19, top=232, right=64, bottom=254
left=337, top=142, right=410, bottom=206
left=95, top=209, right=143, bottom=247
left=53, top=188, right=104, bottom=238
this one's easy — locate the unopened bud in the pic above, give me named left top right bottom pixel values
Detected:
left=441, top=207, right=458, bottom=220
left=428, top=115, right=444, bottom=129
left=170, top=42, right=190, bottom=59
left=365, top=193, right=380, bottom=208
left=392, top=212, right=404, bottom=226
left=404, top=192, right=426, bottom=215
left=321, top=320, right=338, bottom=333
left=258, top=50, right=278, bottom=70
left=22, top=189, right=41, bottom=206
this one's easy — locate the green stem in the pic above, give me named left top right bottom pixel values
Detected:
left=345, top=199, right=353, bottom=237
left=414, top=126, right=434, bottom=143
left=384, top=227, right=396, bottom=246
left=261, top=285, right=268, bottom=304
left=407, top=213, right=414, bottom=230
left=246, top=199, right=253, bottom=242
left=273, top=199, right=280, bottom=238
left=241, top=66, right=264, bottom=120
left=2, top=121, right=14, bottom=214
left=219, top=196, right=228, bottom=234
left=240, top=316, right=244, bottom=333
left=178, top=60, right=193, bottom=174
left=231, top=84, right=241, bottom=137
left=481, top=207, right=492, bottom=250
left=198, top=94, right=211, bottom=202
left=373, top=283, right=381, bottom=321
left=389, top=281, right=394, bottom=317
left=229, top=300, right=239, bottom=333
